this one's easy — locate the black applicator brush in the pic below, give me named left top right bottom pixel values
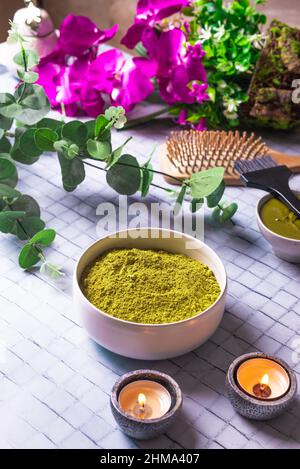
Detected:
left=235, top=157, right=300, bottom=217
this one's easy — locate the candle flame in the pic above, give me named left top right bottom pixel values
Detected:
left=138, top=393, right=146, bottom=407
left=260, top=374, right=269, bottom=386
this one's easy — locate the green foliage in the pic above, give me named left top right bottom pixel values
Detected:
left=35, top=128, right=58, bottom=151
left=0, top=23, right=237, bottom=278
left=174, top=185, right=187, bottom=215
left=87, top=139, right=111, bottom=160
left=106, top=154, right=141, bottom=195
left=58, top=153, right=85, bottom=191
left=175, top=0, right=267, bottom=128
left=140, top=159, right=154, bottom=197
left=18, top=242, right=41, bottom=269
left=18, top=228, right=61, bottom=274
left=14, top=83, right=50, bottom=125
left=0, top=156, right=18, bottom=187
left=62, top=121, right=88, bottom=146
left=189, top=167, right=225, bottom=199
left=206, top=181, right=225, bottom=208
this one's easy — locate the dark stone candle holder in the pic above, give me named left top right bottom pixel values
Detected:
left=110, top=369, right=182, bottom=440
left=226, top=352, right=298, bottom=421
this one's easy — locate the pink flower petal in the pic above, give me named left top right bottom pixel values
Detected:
left=59, top=14, right=118, bottom=56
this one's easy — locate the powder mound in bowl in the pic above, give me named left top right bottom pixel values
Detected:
left=80, top=248, right=221, bottom=324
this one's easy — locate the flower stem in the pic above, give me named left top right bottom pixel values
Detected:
left=120, top=107, right=171, bottom=130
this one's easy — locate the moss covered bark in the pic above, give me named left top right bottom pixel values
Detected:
left=243, top=20, right=300, bottom=130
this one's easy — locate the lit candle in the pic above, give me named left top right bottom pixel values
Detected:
left=226, top=353, right=297, bottom=420
left=118, top=380, right=171, bottom=419
left=236, top=357, right=290, bottom=400
left=111, top=370, right=182, bottom=439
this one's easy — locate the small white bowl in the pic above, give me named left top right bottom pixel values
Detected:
left=256, top=193, right=300, bottom=263
left=73, top=228, right=227, bottom=360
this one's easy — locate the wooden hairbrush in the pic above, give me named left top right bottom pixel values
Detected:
left=160, top=130, right=300, bottom=186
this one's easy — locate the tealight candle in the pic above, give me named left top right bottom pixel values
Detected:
left=236, top=357, right=290, bottom=400
left=110, top=370, right=182, bottom=439
left=118, top=380, right=171, bottom=419
left=226, top=353, right=297, bottom=420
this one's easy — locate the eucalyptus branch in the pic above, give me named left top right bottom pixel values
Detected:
left=84, top=156, right=184, bottom=185
left=0, top=23, right=237, bottom=278
left=81, top=160, right=178, bottom=192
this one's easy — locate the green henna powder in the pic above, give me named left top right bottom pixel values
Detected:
left=81, top=248, right=221, bottom=324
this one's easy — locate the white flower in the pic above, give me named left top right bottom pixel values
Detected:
left=198, top=25, right=212, bottom=42
left=235, top=63, right=248, bottom=72
left=217, top=80, right=228, bottom=90
left=223, top=97, right=241, bottom=120
left=214, top=23, right=226, bottom=42
left=249, top=33, right=266, bottom=49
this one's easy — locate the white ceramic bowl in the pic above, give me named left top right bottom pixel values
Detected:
left=73, top=228, right=227, bottom=360
left=257, top=193, right=300, bottom=263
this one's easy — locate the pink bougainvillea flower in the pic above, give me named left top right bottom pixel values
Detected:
left=58, top=14, right=118, bottom=56
left=121, top=0, right=189, bottom=49
left=36, top=15, right=117, bottom=116
left=37, top=53, right=104, bottom=116
left=37, top=61, right=67, bottom=107
left=88, top=49, right=155, bottom=112
left=141, top=28, right=208, bottom=106
left=80, top=82, right=104, bottom=117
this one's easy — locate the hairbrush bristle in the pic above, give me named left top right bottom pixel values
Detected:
left=165, top=130, right=268, bottom=178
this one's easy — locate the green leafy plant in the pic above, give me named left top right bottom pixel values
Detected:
left=178, top=0, right=267, bottom=128
left=0, top=23, right=237, bottom=278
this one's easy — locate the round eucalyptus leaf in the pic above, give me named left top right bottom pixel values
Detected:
left=58, top=153, right=85, bottom=192
left=0, top=92, right=22, bottom=118
left=62, top=121, right=88, bottom=146
left=14, top=84, right=50, bottom=125
left=0, top=153, right=18, bottom=187
left=17, top=70, right=39, bottom=84
left=11, top=146, right=39, bottom=165
left=85, top=120, right=96, bottom=139
left=106, top=154, right=141, bottom=196
left=30, top=228, right=56, bottom=247
left=18, top=243, right=40, bottom=269
left=34, top=128, right=58, bottom=151
left=190, top=167, right=225, bottom=199
left=11, top=194, right=40, bottom=217
left=0, top=115, right=13, bottom=131
left=13, top=50, right=38, bottom=69
left=0, top=183, right=21, bottom=199
left=0, top=210, right=25, bottom=233
left=221, top=202, right=238, bottom=221
left=0, top=136, right=12, bottom=153
left=20, top=128, right=43, bottom=157
left=206, top=181, right=225, bottom=208
left=0, top=157, right=18, bottom=187
left=87, top=139, right=111, bottom=160
left=95, top=115, right=109, bottom=138
left=37, top=118, right=63, bottom=132
left=15, top=216, right=45, bottom=240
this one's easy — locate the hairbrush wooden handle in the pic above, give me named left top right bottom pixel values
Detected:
left=267, top=149, right=300, bottom=172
